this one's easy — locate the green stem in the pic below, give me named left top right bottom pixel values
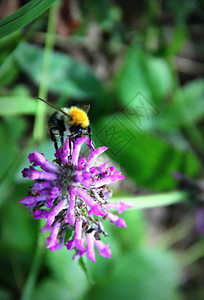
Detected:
left=111, top=191, right=187, bottom=209
left=33, top=2, right=59, bottom=143
left=178, top=240, right=204, bottom=267
left=21, top=3, right=59, bottom=299
left=0, top=137, right=34, bottom=208
left=157, top=219, right=194, bottom=248
left=20, top=223, right=45, bottom=300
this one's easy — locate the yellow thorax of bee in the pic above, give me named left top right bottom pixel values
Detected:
left=69, top=107, right=90, bottom=128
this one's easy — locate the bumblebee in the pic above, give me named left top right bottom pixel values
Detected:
left=38, top=98, right=93, bottom=150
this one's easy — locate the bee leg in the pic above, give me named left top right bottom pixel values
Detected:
left=58, top=120, right=66, bottom=147
left=50, top=130, right=58, bottom=150
left=69, top=138, right=72, bottom=152
left=70, top=131, right=81, bottom=139
left=68, top=136, right=76, bottom=162
left=69, top=133, right=79, bottom=150
left=60, top=131, right=64, bottom=147
left=88, top=126, right=95, bottom=149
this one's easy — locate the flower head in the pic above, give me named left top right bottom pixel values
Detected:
left=19, top=137, right=131, bottom=262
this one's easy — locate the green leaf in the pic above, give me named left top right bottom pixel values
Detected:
left=64, top=227, right=74, bottom=244
left=32, top=278, right=73, bottom=300
left=0, top=0, right=57, bottom=39
left=145, top=56, right=174, bottom=104
left=165, top=27, right=187, bottom=56
left=86, top=248, right=182, bottom=300
left=0, top=54, right=20, bottom=87
left=0, top=32, right=24, bottom=87
left=155, top=79, right=204, bottom=131
left=0, top=129, right=34, bottom=207
left=0, top=288, right=12, bottom=300
left=14, top=42, right=105, bottom=100
left=107, top=210, right=146, bottom=252
left=0, top=192, right=37, bottom=252
left=46, top=248, right=88, bottom=299
left=115, top=49, right=151, bottom=104
left=0, top=97, right=36, bottom=116
left=115, top=48, right=174, bottom=106
left=0, top=117, right=27, bottom=182
left=166, top=0, right=198, bottom=24
left=93, top=115, right=199, bottom=190
left=78, top=257, right=95, bottom=285
left=112, top=191, right=187, bottom=210
left=86, top=210, right=146, bottom=283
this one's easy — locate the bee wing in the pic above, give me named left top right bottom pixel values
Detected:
left=81, top=103, right=90, bottom=113
left=37, top=97, right=71, bottom=119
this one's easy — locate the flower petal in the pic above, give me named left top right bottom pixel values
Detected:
left=46, top=222, right=61, bottom=248
left=77, top=187, right=104, bottom=216
left=66, top=239, right=75, bottom=250
left=47, top=199, right=67, bottom=226
left=74, top=219, right=85, bottom=251
left=106, top=211, right=127, bottom=228
left=67, top=186, right=76, bottom=226
left=19, top=195, right=45, bottom=205
left=33, top=181, right=53, bottom=190
left=87, top=146, right=108, bottom=166
left=33, top=209, right=49, bottom=220
left=105, top=199, right=132, bottom=214
left=71, top=136, right=86, bottom=165
left=94, top=240, right=111, bottom=258
left=29, top=152, right=58, bottom=173
left=22, top=168, right=57, bottom=181
left=86, top=231, right=96, bottom=263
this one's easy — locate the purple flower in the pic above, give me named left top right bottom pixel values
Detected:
left=196, top=208, right=204, bottom=234
left=19, top=136, right=131, bottom=262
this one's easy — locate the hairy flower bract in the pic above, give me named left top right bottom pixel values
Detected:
left=19, top=137, right=131, bottom=262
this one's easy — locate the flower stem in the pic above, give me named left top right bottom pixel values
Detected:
left=178, top=240, right=204, bottom=267
left=112, top=191, right=188, bottom=210
left=20, top=223, right=45, bottom=300
left=21, top=3, right=59, bottom=299
left=33, top=2, right=59, bottom=143
left=157, top=219, right=194, bottom=248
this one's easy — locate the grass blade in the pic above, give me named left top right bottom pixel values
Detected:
left=0, top=0, right=56, bottom=39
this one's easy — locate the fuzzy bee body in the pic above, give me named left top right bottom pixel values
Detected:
left=38, top=98, right=93, bottom=149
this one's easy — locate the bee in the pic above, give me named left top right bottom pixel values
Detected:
left=37, top=97, right=93, bottom=150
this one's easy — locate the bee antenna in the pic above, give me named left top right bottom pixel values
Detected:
left=37, top=97, right=71, bottom=119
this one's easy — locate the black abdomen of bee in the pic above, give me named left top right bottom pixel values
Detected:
left=48, top=112, right=67, bottom=149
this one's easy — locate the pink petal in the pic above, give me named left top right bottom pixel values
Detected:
left=94, top=240, right=111, bottom=258
left=86, top=231, right=96, bottom=263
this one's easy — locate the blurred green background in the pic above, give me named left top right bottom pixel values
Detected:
left=0, top=0, right=203, bottom=299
